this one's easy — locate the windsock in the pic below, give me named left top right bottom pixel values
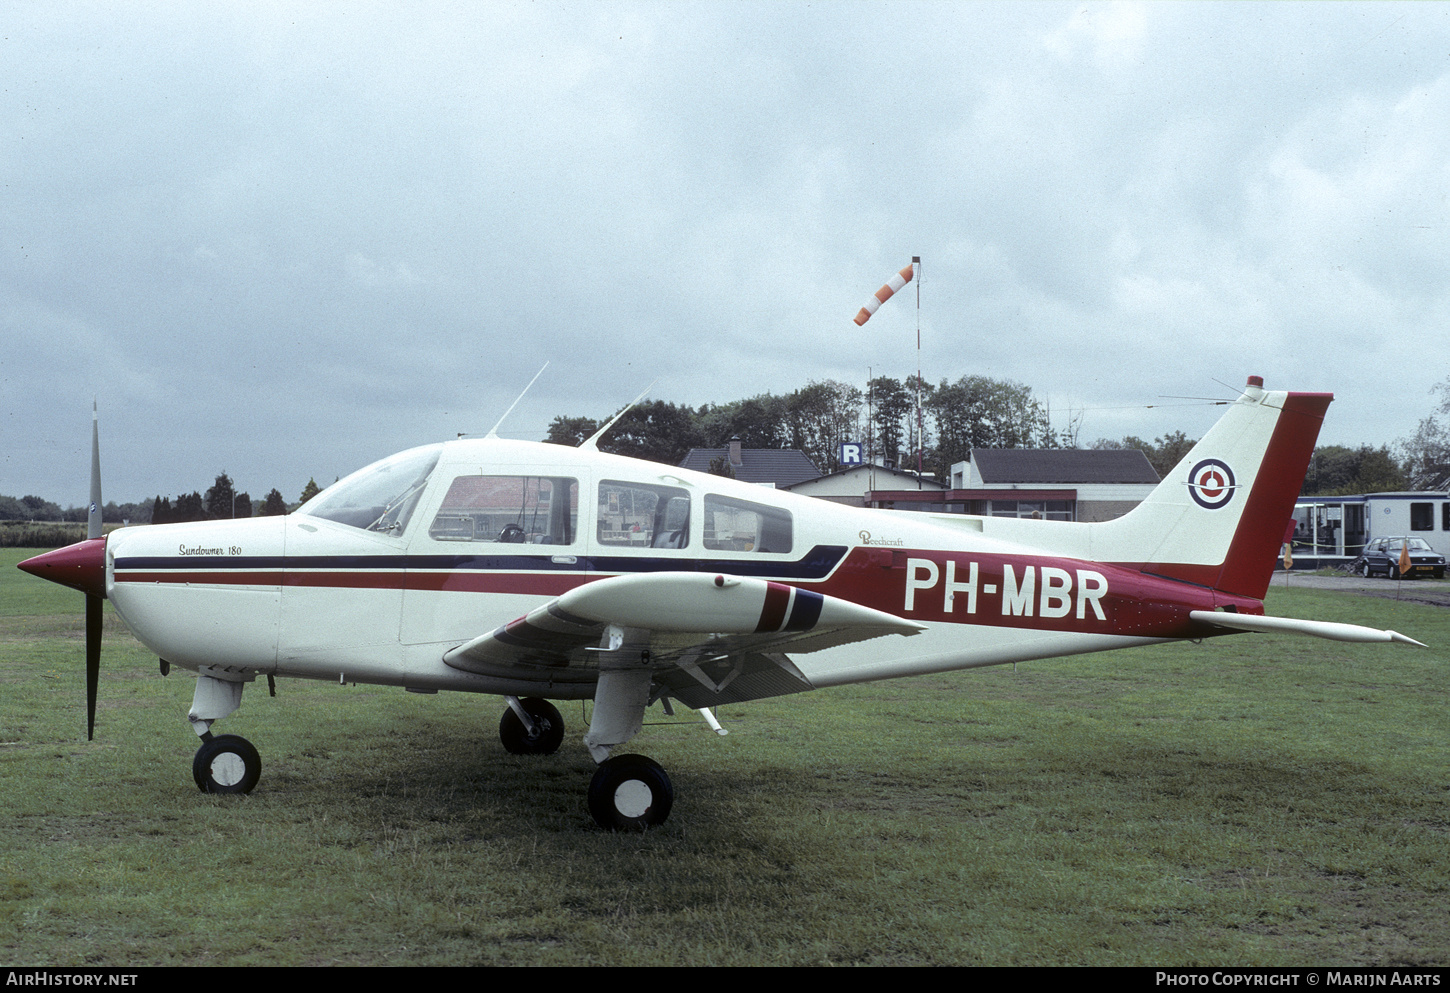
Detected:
left=853, top=262, right=915, bottom=326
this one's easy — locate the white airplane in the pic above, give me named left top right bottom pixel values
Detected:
left=19, top=377, right=1424, bottom=830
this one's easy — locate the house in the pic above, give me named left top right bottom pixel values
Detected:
left=781, top=463, right=946, bottom=508
left=861, top=448, right=1160, bottom=522
left=677, top=437, right=821, bottom=489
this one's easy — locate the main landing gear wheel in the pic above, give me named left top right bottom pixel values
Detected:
left=193, top=734, right=261, bottom=795
left=499, top=698, right=565, bottom=755
left=587, top=754, right=673, bottom=831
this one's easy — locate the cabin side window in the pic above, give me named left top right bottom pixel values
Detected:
left=428, top=475, right=578, bottom=545
left=596, top=481, right=690, bottom=548
left=703, top=494, right=792, bottom=554
left=1410, top=502, right=1434, bottom=531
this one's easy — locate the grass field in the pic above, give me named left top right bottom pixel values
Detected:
left=2, top=547, right=1447, bottom=966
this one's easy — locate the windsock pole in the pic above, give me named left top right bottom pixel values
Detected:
left=913, top=257, right=922, bottom=486
left=854, top=257, right=923, bottom=485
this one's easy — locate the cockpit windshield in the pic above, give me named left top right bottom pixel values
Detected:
left=298, top=444, right=442, bottom=535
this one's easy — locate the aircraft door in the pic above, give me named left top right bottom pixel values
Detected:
left=400, top=470, right=587, bottom=648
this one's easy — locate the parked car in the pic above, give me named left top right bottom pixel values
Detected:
left=1353, top=536, right=1446, bottom=579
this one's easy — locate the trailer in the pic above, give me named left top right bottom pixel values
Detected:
left=1290, top=491, right=1450, bottom=570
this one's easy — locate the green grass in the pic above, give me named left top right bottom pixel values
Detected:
left=2, top=548, right=1447, bottom=965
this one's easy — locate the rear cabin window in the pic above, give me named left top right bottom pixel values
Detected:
left=1444, top=503, right=1450, bottom=531
left=429, top=475, right=578, bottom=545
left=1411, top=502, right=1434, bottom=531
left=596, top=481, right=690, bottom=548
left=704, top=494, right=792, bottom=554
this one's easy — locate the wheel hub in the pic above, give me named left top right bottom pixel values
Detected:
left=614, top=779, right=653, bottom=818
left=209, top=752, right=247, bottom=787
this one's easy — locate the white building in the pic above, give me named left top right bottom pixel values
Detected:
left=781, top=464, right=945, bottom=508
left=1292, top=491, right=1450, bottom=568
left=948, top=449, right=1161, bottom=522
left=784, top=449, right=1161, bottom=522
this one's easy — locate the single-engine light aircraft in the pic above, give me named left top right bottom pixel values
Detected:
left=19, top=378, right=1424, bottom=829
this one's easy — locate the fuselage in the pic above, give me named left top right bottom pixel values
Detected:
left=96, top=436, right=1260, bottom=701
left=21, top=380, right=1383, bottom=826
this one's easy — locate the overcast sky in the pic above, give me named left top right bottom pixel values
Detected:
left=5, top=1, right=1449, bottom=506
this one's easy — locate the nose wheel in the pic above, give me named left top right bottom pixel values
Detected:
left=499, top=697, right=565, bottom=755
left=587, top=754, right=673, bottom=830
left=193, top=734, right=261, bottom=794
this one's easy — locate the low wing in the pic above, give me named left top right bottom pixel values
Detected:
left=443, top=571, right=926, bottom=706
left=1189, top=610, right=1426, bottom=646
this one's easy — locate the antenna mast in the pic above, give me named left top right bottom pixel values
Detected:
left=580, top=379, right=659, bottom=451
left=484, top=362, right=549, bottom=439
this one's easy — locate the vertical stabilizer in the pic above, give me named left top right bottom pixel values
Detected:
left=1090, top=377, right=1331, bottom=600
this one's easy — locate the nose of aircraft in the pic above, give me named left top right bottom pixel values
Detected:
left=18, top=537, right=108, bottom=599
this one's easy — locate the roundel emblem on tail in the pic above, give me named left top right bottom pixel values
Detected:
left=1188, top=459, right=1236, bottom=510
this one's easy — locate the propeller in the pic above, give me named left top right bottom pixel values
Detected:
left=17, top=402, right=108, bottom=739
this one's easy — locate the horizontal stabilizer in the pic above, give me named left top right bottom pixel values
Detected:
left=1189, top=610, right=1426, bottom=647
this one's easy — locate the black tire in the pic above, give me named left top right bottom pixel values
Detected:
left=587, top=754, right=673, bottom=830
left=1435, top=569, right=1445, bottom=579
left=499, top=697, right=565, bottom=755
left=1391, top=564, right=1402, bottom=580
left=1358, top=561, right=1371, bottom=578
left=193, top=734, right=261, bottom=794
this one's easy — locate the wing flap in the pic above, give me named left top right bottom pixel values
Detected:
left=659, top=651, right=814, bottom=708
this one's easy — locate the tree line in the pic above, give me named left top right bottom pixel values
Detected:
left=0, top=474, right=318, bottom=525
left=0, top=494, right=153, bottom=525
left=546, top=372, right=1450, bottom=496
left=148, top=473, right=292, bottom=525
left=546, top=374, right=1066, bottom=482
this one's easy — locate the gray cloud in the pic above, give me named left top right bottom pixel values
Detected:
left=4, top=2, right=1449, bottom=504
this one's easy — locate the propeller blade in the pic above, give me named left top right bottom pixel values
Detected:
left=86, top=594, right=102, bottom=740
left=88, top=400, right=102, bottom=541
left=86, top=401, right=103, bottom=738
